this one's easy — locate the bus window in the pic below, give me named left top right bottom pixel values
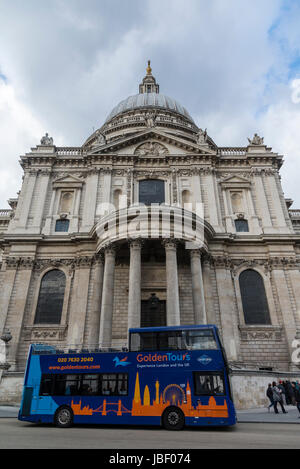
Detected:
left=157, top=331, right=183, bottom=350
left=130, top=332, right=157, bottom=351
left=183, top=329, right=218, bottom=350
left=54, top=375, right=80, bottom=396
left=100, top=374, right=128, bottom=396
left=130, top=328, right=217, bottom=352
left=193, top=372, right=225, bottom=396
left=39, top=374, right=53, bottom=396
left=80, top=374, right=99, bottom=395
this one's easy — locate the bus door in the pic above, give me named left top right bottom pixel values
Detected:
left=21, top=387, right=34, bottom=416
left=33, top=375, right=54, bottom=413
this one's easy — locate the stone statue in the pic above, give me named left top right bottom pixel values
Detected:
left=95, top=130, right=106, bottom=146
left=248, top=133, right=264, bottom=145
left=196, top=128, right=207, bottom=144
left=144, top=112, right=156, bottom=128
left=40, top=132, right=53, bottom=145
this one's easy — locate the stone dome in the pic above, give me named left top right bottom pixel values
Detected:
left=105, top=92, right=195, bottom=124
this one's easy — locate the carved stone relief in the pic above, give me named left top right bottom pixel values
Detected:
left=134, top=141, right=169, bottom=156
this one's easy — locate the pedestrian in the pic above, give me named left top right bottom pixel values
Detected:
left=283, top=381, right=291, bottom=405
left=266, top=383, right=274, bottom=412
left=278, top=381, right=286, bottom=405
left=272, top=381, right=288, bottom=414
left=286, top=381, right=295, bottom=405
left=292, top=383, right=300, bottom=418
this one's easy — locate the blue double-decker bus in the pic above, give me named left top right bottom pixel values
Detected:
left=18, top=325, right=236, bottom=429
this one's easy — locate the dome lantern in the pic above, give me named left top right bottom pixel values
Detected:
left=139, top=60, right=159, bottom=94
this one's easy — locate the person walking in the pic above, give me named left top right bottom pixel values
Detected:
left=272, top=381, right=288, bottom=414
left=292, top=383, right=300, bottom=418
left=278, top=381, right=286, bottom=405
left=266, top=383, right=274, bottom=412
left=286, top=381, right=295, bottom=405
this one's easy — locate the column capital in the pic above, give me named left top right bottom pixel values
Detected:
left=103, top=243, right=117, bottom=257
left=128, top=238, right=144, bottom=249
left=162, top=238, right=180, bottom=250
left=93, top=252, right=104, bottom=265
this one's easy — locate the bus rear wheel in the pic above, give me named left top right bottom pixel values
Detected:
left=162, top=407, right=185, bottom=431
left=54, top=406, right=73, bottom=428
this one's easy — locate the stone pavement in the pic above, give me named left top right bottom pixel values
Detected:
left=0, top=406, right=19, bottom=418
left=237, top=405, right=300, bottom=423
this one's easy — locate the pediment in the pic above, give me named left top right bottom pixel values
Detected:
left=88, top=129, right=216, bottom=157
left=52, top=174, right=84, bottom=188
left=220, top=175, right=251, bottom=188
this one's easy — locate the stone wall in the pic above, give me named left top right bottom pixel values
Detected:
left=231, top=370, right=300, bottom=409
left=2, top=369, right=300, bottom=409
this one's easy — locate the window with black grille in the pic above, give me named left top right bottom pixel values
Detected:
left=141, top=294, right=166, bottom=328
left=234, top=219, right=249, bottom=232
left=55, top=219, right=70, bottom=232
left=239, top=269, right=271, bottom=324
left=34, top=270, right=66, bottom=324
left=139, top=179, right=165, bottom=205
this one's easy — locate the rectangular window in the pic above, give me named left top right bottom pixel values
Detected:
left=193, top=372, right=225, bottom=396
left=39, top=373, right=128, bottom=397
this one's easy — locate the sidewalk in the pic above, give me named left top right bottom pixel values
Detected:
left=0, top=406, right=19, bottom=418
left=237, top=405, right=300, bottom=423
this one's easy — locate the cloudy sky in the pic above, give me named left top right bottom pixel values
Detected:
left=1, top=0, right=300, bottom=208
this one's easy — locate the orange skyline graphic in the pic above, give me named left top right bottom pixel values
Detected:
left=71, top=372, right=228, bottom=419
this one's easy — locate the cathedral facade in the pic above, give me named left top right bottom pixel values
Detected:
left=1, top=63, right=300, bottom=407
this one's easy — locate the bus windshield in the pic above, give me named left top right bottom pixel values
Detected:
left=130, top=328, right=218, bottom=352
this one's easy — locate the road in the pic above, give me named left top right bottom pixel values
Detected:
left=0, top=419, right=299, bottom=449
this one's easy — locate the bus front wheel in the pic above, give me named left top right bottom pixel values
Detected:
left=162, top=407, right=185, bottom=431
left=54, top=406, right=73, bottom=428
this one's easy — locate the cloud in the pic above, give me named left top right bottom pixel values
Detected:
left=0, top=0, right=300, bottom=208
left=0, top=79, right=43, bottom=207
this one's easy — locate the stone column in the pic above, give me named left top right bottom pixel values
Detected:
left=272, top=267, right=299, bottom=370
left=86, top=254, right=104, bottom=348
left=67, top=257, right=92, bottom=348
left=32, top=170, right=51, bottom=233
left=252, top=169, right=273, bottom=232
left=128, top=239, right=142, bottom=330
left=214, top=258, right=240, bottom=362
left=7, top=259, right=34, bottom=371
left=190, top=250, right=206, bottom=324
left=11, top=170, right=37, bottom=233
left=202, top=255, right=216, bottom=325
left=99, top=246, right=116, bottom=348
left=81, top=170, right=99, bottom=231
left=164, top=240, right=180, bottom=326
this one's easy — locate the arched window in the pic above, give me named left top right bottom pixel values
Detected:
left=34, top=270, right=66, bottom=324
left=139, top=179, right=165, bottom=205
left=235, top=219, right=249, bottom=232
left=239, top=269, right=270, bottom=325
